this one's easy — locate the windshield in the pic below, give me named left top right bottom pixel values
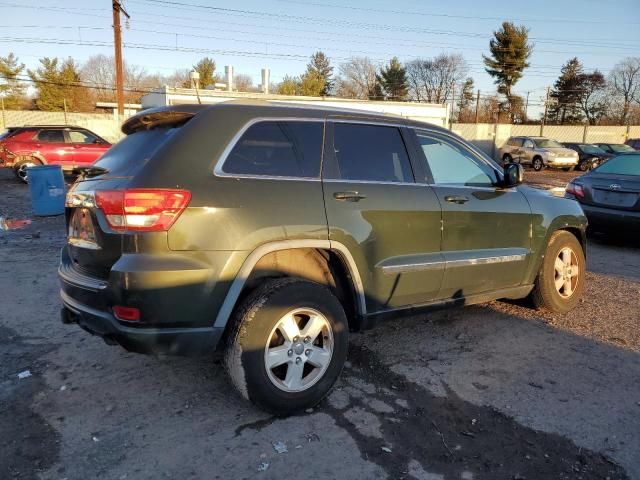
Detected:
left=579, top=144, right=607, bottom=154
left=610, top=144, right=635, bottom=153
left=93, top=128, right=179, bottom=177
left=534, top=138, right=563, bottom=148
left=593, top=154, right=640, bottom=176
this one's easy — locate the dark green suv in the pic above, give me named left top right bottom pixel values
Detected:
left=59, top=102, right=587, bottom=414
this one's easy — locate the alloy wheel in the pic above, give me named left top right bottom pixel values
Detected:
left=264, top=308, right=334, bottom=393
left=554, top=247, right=580, bottom=298
left=17, top=162, right=36, bottom=182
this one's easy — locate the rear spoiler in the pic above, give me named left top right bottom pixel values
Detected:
left=122, top=108, right=199, bottom=135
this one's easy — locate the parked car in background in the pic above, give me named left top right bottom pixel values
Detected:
left=500, top=136, right=579, bottom=171
left=624, top=138, right=640, bottom=150
left=59, top=102, right=587, bottom=414
left=562, top=143, right=613, bottom=171
left=0, top=125, right=111, bottom=183
left=595, top=143, right=636, bottom=155
left=566, top=153, right=640, bottom=233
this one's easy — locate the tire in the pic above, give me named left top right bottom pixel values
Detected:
left=577, top=160, right=589, bottom=172
left=532, top=157, right=544, bottom=171
left=530, top=231, right=585, bottom=314
left=13, top=157, right=42, bottom=183
left=224, top=278, right=349, bottom=415
left=502, top=153, right=513, bottom=164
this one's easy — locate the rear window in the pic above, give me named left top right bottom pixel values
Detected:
left=222, top=121, right=323, bottom=178
left=93, top=128, right=178, bottom=176
left=507, top=137, right=523, bottom=147
left=593, top=154, right=640, bottom=176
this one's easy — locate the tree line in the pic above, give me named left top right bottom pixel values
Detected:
left=0, top=21, right=639, bottom=125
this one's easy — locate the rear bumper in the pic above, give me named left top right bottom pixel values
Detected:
left=60, top=290, right=223, bottom=356
left=581, top=203, right=640, bottom=231
left=546, top=158, right=578, bottom=168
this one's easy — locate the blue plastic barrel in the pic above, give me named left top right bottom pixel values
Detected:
left=27, top=165, right=66, bottom=216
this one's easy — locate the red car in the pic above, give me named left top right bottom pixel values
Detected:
left=0, top=125, right=111, bottom=182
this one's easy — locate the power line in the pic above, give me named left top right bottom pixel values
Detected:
left=276, top=0, right=640, bottom=26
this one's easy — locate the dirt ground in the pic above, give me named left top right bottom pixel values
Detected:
left=1, top=168, right=639, bottom=480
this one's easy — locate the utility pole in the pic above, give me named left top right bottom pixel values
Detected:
left=542, top=87, right=550, bottom=126
left=524, top=91, right=530, bottom=122
left=450, top=82, right=456, bottom=127
left=112, top=0, right=130, bottom=116
left=474, top=89, right=480, bottom=123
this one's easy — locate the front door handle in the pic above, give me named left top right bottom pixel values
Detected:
left=333, top=191, right=367, bottom=202
left=444, top=195, right=469, bottom=204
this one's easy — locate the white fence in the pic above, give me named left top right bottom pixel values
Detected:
left=452, top=123, right=639, bottom=160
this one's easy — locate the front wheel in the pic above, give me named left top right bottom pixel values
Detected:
left=532, top=157, right=544, bottom=171
left=529, top=230, right=585, bottom=314
left=224, top=278, right=348, bottom=415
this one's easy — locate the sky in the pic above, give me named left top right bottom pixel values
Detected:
left=1, top=0, right=639, bottom=117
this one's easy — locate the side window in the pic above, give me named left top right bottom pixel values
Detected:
left=523, top=139, right=534, bottom=149
left=416, top=132, right=495, bottom=186
left=69, top=130, right=98, bottom=144
left=329, top=123, right=413, bottom=183
left=508, top=137, right=522, bottom=147
left=36, top=129, right=65, bottom=143
left=222, top=121, right=323, bottom=178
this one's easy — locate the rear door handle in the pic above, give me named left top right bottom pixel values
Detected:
left=333, top=191, right=367, bottom=202
left=444, top=195, right=469, bottom=204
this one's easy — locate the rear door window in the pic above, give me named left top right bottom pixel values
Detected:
left=222, top=121, right=323, bottom=178
left=37, top=129, right=65, bottom=143
left=326, top=123, right=414, bottom=183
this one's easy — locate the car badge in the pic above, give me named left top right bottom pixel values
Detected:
left=609, top=184, right=621, bottom=190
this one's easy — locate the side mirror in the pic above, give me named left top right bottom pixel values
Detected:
left=503, top=163, right=524, bottom=187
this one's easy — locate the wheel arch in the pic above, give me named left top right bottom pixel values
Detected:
left=213, top=240, right=366, bottom=332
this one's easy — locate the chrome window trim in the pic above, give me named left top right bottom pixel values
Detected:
left=322, top=178, right=422, bottom=187
left=327, top=117, right=407, bottom=129
left=213, top=117, right=325, bottom=181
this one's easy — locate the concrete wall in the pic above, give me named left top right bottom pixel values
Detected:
left=0, top=110, right=133, bottom=143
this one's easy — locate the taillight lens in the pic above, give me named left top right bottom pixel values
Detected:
left=565, top=181, right=584, bottom=199
left=95, top=189, right=191, bottom=232
left=112, top=305, right=140, bottom=322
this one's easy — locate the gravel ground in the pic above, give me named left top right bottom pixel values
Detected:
left=1, top=169, right=639, bottom=480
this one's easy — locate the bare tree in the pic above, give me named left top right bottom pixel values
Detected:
left=335, top=57, right=378, bottom=99
left=406, top=54, right=468, bottom=104
left=81, top=54, right=158, bottom=103
left=233, top=74, right=255, bottom=92
left=608, top=57, right=640, bottom=125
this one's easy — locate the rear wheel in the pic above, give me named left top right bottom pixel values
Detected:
left=14, top=157, right=42, bottom=183
left=532, top=157, right=544, bottom=171
left=224, top=278, right=348, bottom=415
left=577, top=160, right=589, bottom=172
left=530, top=231, right=585, bottom=314
left=502, top=153, right=513, bottom=164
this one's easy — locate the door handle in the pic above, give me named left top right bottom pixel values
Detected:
left=333, top=191, right=367, bottom=202
left=444, top=195, right=469, bottom=204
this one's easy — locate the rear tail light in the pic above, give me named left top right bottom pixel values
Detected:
left=565, top=181, right=584, bottom=199
left=95, top=189, right=191, bottom=232
left=112, top=305, right=140, bottom=322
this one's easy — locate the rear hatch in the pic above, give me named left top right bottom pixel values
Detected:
left=64, top=123, right=189, bottom=279
left=580, top=173, right=640, bottom=212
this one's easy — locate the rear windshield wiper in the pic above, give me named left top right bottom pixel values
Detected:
left=72, top=165, right=109, bottom=178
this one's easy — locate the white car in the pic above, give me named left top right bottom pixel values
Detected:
left=500, top=136, right=579, bottom=171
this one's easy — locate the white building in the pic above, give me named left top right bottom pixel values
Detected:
left=141, top=87, right=450, bottom=128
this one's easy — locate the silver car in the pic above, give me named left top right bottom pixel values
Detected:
left=500, top=136, right=579, bottom=171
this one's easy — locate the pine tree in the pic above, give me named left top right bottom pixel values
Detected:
left=307, top=51, right=333, bottom=96
left=549, top=58, right=584, bottom=124
left=377, top=57, right=408, bottom=101
left=483, top=22, right=533, bottom=122
left=188, top=57, right=217, bottom=89
left=0, top=53, right=26, bottom=109
left=300, top=69, right=325, bottom=96
left=277, top=75, right=299, bottom=95
left=28, top=57, right=93, bottom=112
